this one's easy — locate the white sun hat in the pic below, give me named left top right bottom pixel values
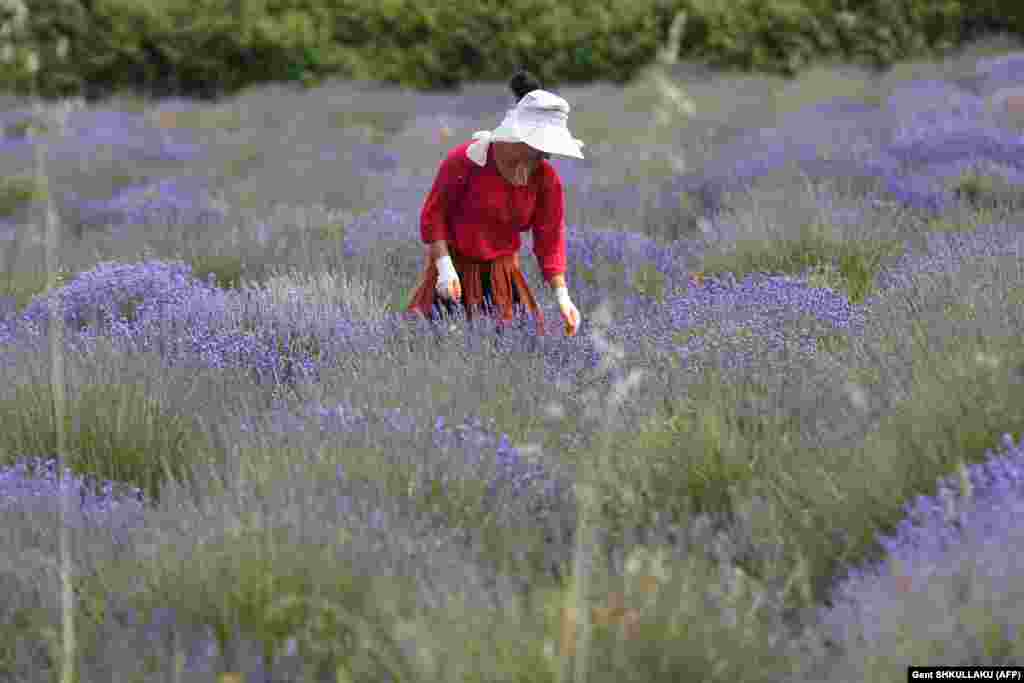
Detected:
left=466, top=89, right=585, bottom=166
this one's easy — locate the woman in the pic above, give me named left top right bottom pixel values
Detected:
left=406, top=70, right=583, bottom=337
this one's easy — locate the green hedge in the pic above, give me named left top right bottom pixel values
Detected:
left=1, top=0, right=1022, bottom=101
left=672, top=0, right=968, bottom=74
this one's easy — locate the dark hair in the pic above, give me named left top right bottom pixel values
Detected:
left=509, top=69, right=542, bottom=102
left=507, top=69, right=550, bottom=160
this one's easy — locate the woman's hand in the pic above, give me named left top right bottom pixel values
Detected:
left=435, top=254, right=462, bottom=301
left=554, top=286, right=580, bottom=336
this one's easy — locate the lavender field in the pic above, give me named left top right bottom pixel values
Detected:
left=5, top=32, right=1024, bottom=682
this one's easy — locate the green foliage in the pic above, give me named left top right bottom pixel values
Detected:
left=235, top=190, right=263, bottom=209
left=189, top=252, right=246, bottom=290
left=920, top=204, right=1001, bottom=234
left=84, top=520, right=417, bottom=682
left=328, top=110, right=408, bottom=141
left=770, top=61, right=879, bottom=117
left=0, top=175, right=47, bottom=218
left=316, top=221, right=346, bottom=243
left=0, top=380, right=213, bottom=505
left=1007, top=286, right=1024, bottom=306
left=837, top=240, right=903, bottom=304
left=954, top=171, right=997, bottom=206
left=962, top=0, right=1024, bottom=42
left=0, top=0, right=90, bottom=97
left=575, top=256, right=625, bottom=290
left=873, top=331, right=1024, bottom=483
left=787, top=328, right=1024, bottom=608
left=817, top=329, right=851, bottom=355
left=571, top=253, right=670, bottom=306
left=6, top=0, right=1013, bottom=100
left=540, top=324, right=1024, bottom=621
left=340, top=0, right=664, bottom=90
left=682, top=0, right=966, bottom=77
left=584, top=371, right=802, bottom=545
left=0, top=268, right=65, bottom=312
left=166, top=107, right=243, bottom=132
left=700, top=221, right=903, bottom=304
left=943, top=302, right=977, bottom=322
left=221, top=144, right=262, bottom=179
left=672, top=325, right=708, bottom=347
left=2, top=116, right=49, bottom=139
left=921, top=215, right=973, bottom=233
left=949, top=170, right=1024, bottom=213
left=523, top=544, right=806, bottom=683
left=1, top=582, right=112, bottom=683
left=847, top=364, right=882, bottom=386
left=261, top=442, right=503, bottom=554
left=632, top=262, right=668, bottom=303
left=108, top=172, right=149, bottom=191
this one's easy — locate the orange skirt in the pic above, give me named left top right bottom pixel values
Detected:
left=405, top=246, right=546, bottom=336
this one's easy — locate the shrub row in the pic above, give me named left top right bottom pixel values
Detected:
left=1, top=0, right=1022, bottom=101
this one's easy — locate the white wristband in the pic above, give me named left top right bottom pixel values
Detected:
left=554, top=285, right=571, bottom=308
left=435, top=255, right=458, bottom=283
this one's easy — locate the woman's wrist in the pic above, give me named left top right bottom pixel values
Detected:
left=436, top=254, right=458, bottom=281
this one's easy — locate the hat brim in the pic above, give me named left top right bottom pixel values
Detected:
left=492, top=122, right=584, bottom=160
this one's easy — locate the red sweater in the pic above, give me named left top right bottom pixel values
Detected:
left=420, top=139, right=567, bottom=283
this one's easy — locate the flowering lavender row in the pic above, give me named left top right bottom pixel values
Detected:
left=18, top=260, right=204, bottom=333
left=880, top=433, right=1024, bottom=560
left=817, top=432, right=1024, bottom=647
left=0, top=456, right=420, bottom=679
left=888, top=128, right=1024, bottom=172
left=0, top=456, right=148, bottom=535
left=606, top=271, right=865, bottom=361
left=427, top=413, right=567, bottom=511
left=873, top=219, right=1024, bottom=292
left=650, top=76, right=1024, bottom=223
left=904, top=157, right=1024, bottom=193
left=850, top=77, right=1024, bottom=214
left=339, top=205, right=416, bottom=258
left=341, top=141, right=400, bottom=173
left=561, top=224, right=701, bottom=292
left=0, top=104, right=221, bottom=241
left=0, top=107, right=202, bottom=163
left=8, top=260, right=354, bottom=386
left=885, top=79, right=988, bottom=126
left=969, top=52, right=1024, bottom=96
left=71, top=175, right=227, bottom=231
left=239, top=395, right=565, bottom=513
left=651, top=93, right=892, bottom=218
left=3, top=256, right=569, bottom=508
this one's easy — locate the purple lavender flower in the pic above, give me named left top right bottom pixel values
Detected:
left=19, top=260, right=206, bottom=334
left=239, top=395, right=565, bottom=519
left=975, top=52, right=1024, bottom=94
left=340, top=205, right=417, bottom=257
left=885, top=130, right=1024, bottom=174
left=0, top=456, right=147, bottom=538
left=818, top=433, right=1024, bottom=651
left=344, top=142, right=399, bottom=172
left=874, top=221, right=1024, bottom=292
left=1, top=107, right=201, bottom=163
left=73, top=176, right=225, bottom=230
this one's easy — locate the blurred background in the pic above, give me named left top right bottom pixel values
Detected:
left=2, top=0, right=1023, bottom=104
